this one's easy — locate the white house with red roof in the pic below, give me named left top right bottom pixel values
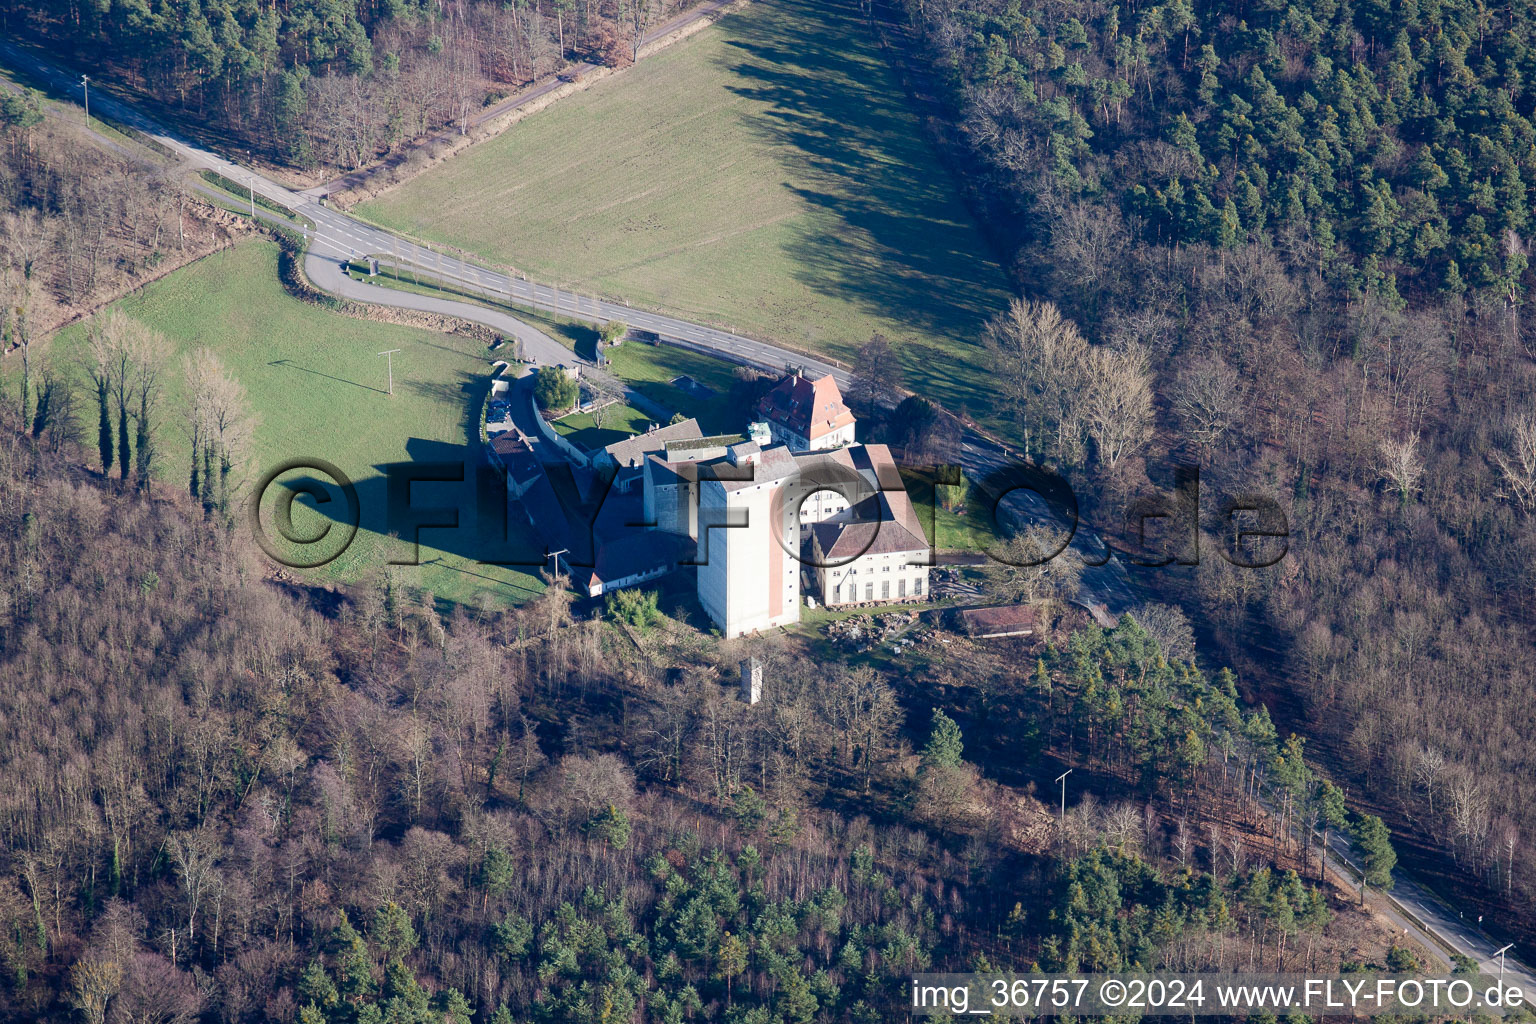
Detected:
left=756, top=371, right=856, bottom=451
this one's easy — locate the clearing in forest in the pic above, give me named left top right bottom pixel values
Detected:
left=49, top=240, right=546, bottom=606
left=358, top=0, right=1013, bottom=421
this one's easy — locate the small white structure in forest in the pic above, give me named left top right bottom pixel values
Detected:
left=740, top=656, right=763, bottom=705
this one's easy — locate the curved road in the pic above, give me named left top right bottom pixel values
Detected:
left=0, top=35, right=1170, bottom=626
left=305, top=256, right=571, bottom=366
left=5, top=32, right=1535, bottom=993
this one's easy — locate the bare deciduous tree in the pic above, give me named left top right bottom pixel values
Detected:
left=1169, top=354, right=1244, bottom=454
left=1412, top=744, right=1445, bottom=819
left=849, top=333, right=905, bottom=416
left=67, top=958, right=123, bottom=1024
left=1492, top=413, right=1536, bottom=514
left=1377, top=433, right=1424, bottom=505
left=985, top=298, right=1150, bottom=470
left=984, top=298, right=1090, bottom=463
left=582, top=369, right=625, bottom=431
left=167, top=831, right=220, bottom=948
left=183, top=349, right=257, bottom=516
left=1082, top=343, right=1153, bottom=471
left=990, top=525, right=1081, bottom=603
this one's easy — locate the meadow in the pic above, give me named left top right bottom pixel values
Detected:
left=357, top=0, right=1013, bottom=424
left=49, top=240, right=547, bottom=607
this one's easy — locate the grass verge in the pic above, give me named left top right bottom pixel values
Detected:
left=347, top=260, right=756, bottom=435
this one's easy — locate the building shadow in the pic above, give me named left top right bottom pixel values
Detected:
left=259, top=435, right=552, bottom=591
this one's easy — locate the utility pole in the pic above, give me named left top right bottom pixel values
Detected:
left=1055, top=768, right=1072, bottom=822
left=547, top=548, right=569, bottom=582
left=377, top=349, right=402, bottom=396
left=1495, top=944, right=1514, bottom=994
left=80, top=74, right=89, bottom=125
left=247, top=174, right=256, bottom=218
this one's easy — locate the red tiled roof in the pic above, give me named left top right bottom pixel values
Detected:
left=957, top=604, right=1039, bottom=637
left=808, top=445, right=930, bottom=559
left=757, top=373, right=854, bottom=442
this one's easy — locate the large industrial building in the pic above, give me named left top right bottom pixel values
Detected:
left=497, top=368, right=931, bottom=636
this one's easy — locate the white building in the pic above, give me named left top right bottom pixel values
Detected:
left=696, top=444, right=802, bottom=637
left=623, top=373, right=930, bottom=637
left=802, top=444, right=930, bottom=607
left=756, top=372, right=856, bottom=451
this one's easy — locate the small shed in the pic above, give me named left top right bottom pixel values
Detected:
left=955, top=604, right=1040, bottom=639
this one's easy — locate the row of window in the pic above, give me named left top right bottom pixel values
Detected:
left=831, top=577, right=924, bottom=603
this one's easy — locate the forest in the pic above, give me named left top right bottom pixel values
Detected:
left=1, top=90, right=237, bottom=334
left=891, top=0, right=1536, bottom=945
left=0, top=0, right=696, bottom=173
left=0, top=400, right=1415, bottom=1021
left=0, top=0, right=1528, bottom=1012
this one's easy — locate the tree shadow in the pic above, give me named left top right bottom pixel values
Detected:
left=712, top=0, right=1011, bottom=408
left=398, top=369, right=494, bottom=452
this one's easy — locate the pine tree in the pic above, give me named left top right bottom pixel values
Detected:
left=716, top=932, right=747, bottom=1007
left=297, top=959, right=339, bottom=1014
left=477, top=847, right=516, bottom=912
left=371, top=902, right=418, bottom=963
left=1350, top=814, right=1398, bottom=902
left=331, top=911, right=374, bottom=1002
left=921, top=709, right=965, bottom=769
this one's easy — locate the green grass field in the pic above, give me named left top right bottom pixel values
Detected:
left=604, top=341, right=745, bottom=434
left=900, top=475, right=998, bottom=552
left=49, top=240, right=547, bottom=607
left=343, top=262, right=770, bottom=441
left=553, top=402, right=652, bottom=450
left=357, top=0, right=1013, bottom=426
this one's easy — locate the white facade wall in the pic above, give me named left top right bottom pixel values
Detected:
left=587, top=565, right=670, bottom=598
left=798, top=488, right=850, bottom=524
left=819, top=550, right=929, bottom=607
left=697, top=479, right=799, bottom=637
left=814, top=423, right=856, bottom=450
left=766, top=421, right=855, bottom=453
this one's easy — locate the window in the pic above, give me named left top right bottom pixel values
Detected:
left=881, top=581, right=890, bottom=600
left=865, top=583, right=873, bottom=602
left=833, top=584, right=841, bottom=602
left=882, top=565, right=890, bottom=572
left=915, top=577, right=924, bottom=596
left=898, top=579, right=906, bottom=598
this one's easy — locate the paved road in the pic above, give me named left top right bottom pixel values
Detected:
left=306, top=256, right=571, bottom=366
left=9, top=31, right=1536, bottom=990
left=1315, top=825, right=1536, bottom=989
left=1, top=33, right=1135, bottom=618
